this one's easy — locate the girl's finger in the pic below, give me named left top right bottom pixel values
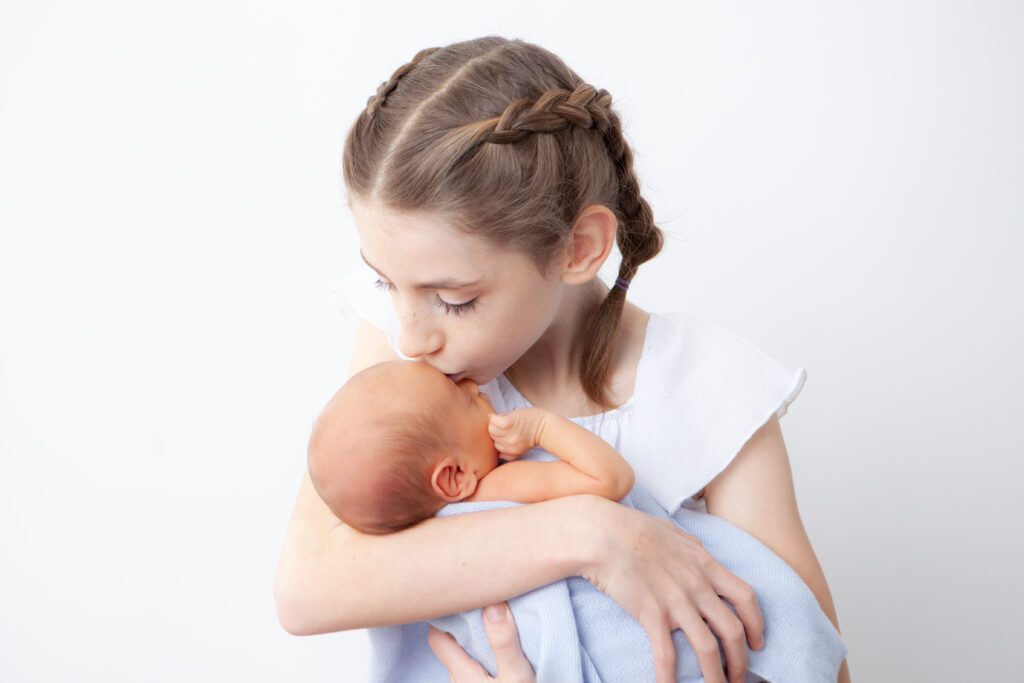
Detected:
left=637, top=610, right=678, bottom=683
left=672, top=607, right=727, bottom=683
left=427, top=624, right=490, bottom=681
left=696, top=591, right=749, bottom=683
left=481, top=602, right=535, bottom=683
left=706, top=562, right=765, bottom=650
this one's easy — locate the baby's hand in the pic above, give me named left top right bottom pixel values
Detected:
left=488, top=408, right=546, bottom=459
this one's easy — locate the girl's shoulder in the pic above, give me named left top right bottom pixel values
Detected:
left=630, top=310, right=807, bottom=514
left=645, top=310, right=802, bottom=397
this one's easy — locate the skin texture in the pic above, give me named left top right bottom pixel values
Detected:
left=275, top=197, right=850, bottom=683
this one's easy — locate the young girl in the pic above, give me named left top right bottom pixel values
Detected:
left=275, top=35, right=850, bottom=683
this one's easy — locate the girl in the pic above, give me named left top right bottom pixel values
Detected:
left=274, top=35, right=850, bottom=683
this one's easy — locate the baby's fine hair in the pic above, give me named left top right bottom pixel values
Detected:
left=343, top=35, right=665, bottom=410
left=343, top=408, right=451, bottom=535
left=307, top=367, right=453, bottom=535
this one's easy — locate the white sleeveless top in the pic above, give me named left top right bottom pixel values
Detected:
left=331, top=263, right=807, bottom=515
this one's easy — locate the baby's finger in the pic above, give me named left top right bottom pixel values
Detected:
left=489, top=414, right=512, bottom=428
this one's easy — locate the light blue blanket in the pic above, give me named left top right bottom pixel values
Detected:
left=367, top=484, right=847, bottom=682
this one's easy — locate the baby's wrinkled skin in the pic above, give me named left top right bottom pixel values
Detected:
left=308, top=359, right=503, bottom=514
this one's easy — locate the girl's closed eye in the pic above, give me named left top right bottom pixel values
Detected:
left=373, top=278, right=478, bottom=316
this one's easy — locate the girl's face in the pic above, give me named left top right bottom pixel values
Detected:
left=350, top=197, right=566, bottom=386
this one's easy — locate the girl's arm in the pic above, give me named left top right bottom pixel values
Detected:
left=703, top=413, right=852, bottom=683
left=275, top=468, right=598, bottom=634
left=275, top=320, right=764, bottom=683
left=472, top=407, right=635, bottom=503
left=274, top=321, right=597, bottom=634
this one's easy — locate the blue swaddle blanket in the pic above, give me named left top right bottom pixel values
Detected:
left=367, top=484, right=847, bottom=682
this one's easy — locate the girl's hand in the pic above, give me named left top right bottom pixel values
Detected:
left=585, top=497, right=765, bottom=683
left=487, top=409, right=545, bottom=459
left=427, top=602, right=536, bottom=682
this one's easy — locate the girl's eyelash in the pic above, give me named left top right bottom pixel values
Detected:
left=435, top=297, right=478, bottom=316
left=373, top=278, right=478, bottom=316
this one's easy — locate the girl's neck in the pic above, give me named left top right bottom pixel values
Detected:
left=505, top=278, right=640, bottom=410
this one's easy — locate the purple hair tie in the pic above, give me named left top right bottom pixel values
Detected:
left=614, top=276, right=631, bottom=291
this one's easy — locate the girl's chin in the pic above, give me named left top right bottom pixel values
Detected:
left=447, top=368, right=498, bottom=386
left=469, top=370, right=499, bottom=385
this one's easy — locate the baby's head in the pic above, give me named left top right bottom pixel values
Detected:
left=307, top=359, right=499, bottom=534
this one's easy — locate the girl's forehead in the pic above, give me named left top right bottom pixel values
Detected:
left=352, top=202, right=538, bottom=283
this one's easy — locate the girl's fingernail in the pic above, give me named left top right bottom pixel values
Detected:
left=485, top=605, right=506, bottom=622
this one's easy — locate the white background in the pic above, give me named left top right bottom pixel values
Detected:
left=2, top=1, right=1021, bottom=680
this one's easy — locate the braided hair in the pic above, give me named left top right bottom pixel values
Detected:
left=343, top=36, right=664, bottom=411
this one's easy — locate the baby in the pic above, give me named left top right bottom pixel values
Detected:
left=307, top=358, right=636, bottom=534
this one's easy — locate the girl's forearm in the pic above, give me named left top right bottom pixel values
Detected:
left=275, top=475, right=599, bottom=635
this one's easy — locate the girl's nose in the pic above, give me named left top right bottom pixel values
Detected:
left=396, top=314, right=443, bottom=359
left=398, top=334, right=441, bottom=361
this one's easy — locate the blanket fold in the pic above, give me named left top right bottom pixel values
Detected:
left=368, top=485, right=846, bottom=682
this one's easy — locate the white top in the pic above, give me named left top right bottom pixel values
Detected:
left=331, top=262, right=807, bottom=515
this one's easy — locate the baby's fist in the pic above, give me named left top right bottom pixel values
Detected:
left=488, top=408, right=544, bottom=458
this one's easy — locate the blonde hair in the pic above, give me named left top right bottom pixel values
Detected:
left=343, top=36, right=664, bottom=410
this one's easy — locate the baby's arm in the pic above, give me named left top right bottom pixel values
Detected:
left=470, top=407, right=635, bottom=503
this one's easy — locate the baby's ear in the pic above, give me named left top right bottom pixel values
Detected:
left=432, top=454, right=484, bottom=500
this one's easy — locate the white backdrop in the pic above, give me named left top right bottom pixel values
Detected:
left=2, top=1, right=1021, bottom=680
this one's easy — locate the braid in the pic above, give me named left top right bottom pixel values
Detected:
left=601, top=106, right=664, bottom=285
left=344, top=36, right=665, bottom=412
left=578, top=105, right=664, bottom=409
left=453, top=84, right=661, bottom=283
left=365, top=46, right=442, bottom=116
left=450, top=84, right=612, bottom=167
left=444, top=82, right=664, bottom=411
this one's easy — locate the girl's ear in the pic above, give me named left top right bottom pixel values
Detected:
left=561, top=204, right=617, bottom=286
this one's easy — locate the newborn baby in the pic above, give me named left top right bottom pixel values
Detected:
left=307, top=359, right=635, bottom=534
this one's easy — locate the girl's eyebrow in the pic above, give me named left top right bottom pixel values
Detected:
left=360, top=250, right=482, bottom=290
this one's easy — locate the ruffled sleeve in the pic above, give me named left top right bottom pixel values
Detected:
left=329, top=261, right=410, bottom=359
left=623, top=312, right=807, bottom=515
